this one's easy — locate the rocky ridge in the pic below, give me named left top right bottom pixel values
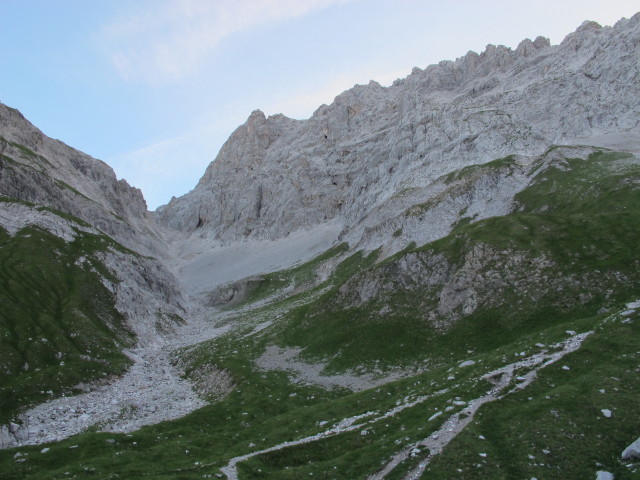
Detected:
left=1, top=14, right=640, bottom=474
left=0, top=101, right=187, bottom=341
left=158, top=14, right=640, bottom=258
left=0, top=103, right=165, bottom=257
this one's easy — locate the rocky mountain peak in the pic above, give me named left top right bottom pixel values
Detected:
left=576, top=19, right=603, bottom=33
left=157, top=14, right=640, bottom=254
left=515, top=36, right=551, bottom=57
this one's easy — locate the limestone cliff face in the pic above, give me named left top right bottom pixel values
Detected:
left=157, top=14, right=640, bottom=253
left=0, top=103, right=161, bottom=256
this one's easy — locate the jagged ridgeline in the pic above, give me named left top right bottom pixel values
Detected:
left=1, top=12, right=640, bottom=480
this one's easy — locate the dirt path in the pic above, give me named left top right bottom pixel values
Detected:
left=373, top=331, right=592, bottom=479
left=219, top=389, right=451, bottom=480
left=220, top=331, right=591, bottom=479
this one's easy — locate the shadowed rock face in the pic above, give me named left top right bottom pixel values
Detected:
left=0, top=103, right=163, bottom=256
left=157, top=14, right=640, bottom=252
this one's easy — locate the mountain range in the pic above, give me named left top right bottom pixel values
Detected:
left=1, top=13, right=640, bottom=480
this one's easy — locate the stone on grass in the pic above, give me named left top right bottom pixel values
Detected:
left=621, top=437, right=640, bottom=460
left=0, top=426, right=13, bottom=449
left=428, top=411, right=443, bottom=421
left=596, top=471, right=614, bottom=480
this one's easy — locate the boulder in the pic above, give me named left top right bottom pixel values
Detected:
left=596, top=471, right=614, bottom=480
left=0, top=426, right=14, bottom=449
left=622, top=436, right=640, bottom=461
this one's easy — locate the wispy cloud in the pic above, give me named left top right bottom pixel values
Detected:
left=97, top=0, right=351, bottom=84
left=108, top=112, right=245, bottom=209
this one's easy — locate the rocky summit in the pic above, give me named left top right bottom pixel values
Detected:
left=158, top=15, right=640, bottom=256
left=1, top=13, right=640, bottom=480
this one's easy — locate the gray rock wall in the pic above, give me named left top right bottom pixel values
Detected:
left=157, top=14, right=640, bottom=253
left=0, top=103, right=163, bottom=256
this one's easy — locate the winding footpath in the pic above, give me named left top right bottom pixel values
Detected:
left=219, top=331, right=592, bottom=480
left=375, top=331, right=591, bottom=479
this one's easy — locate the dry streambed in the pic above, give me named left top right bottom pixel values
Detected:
left=0, top=311, right=230, bottom=449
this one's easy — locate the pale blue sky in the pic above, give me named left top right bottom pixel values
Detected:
left=1, top=0, right=637, bottom=209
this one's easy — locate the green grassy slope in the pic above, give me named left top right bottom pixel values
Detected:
left=1, top=305, right=637, bottom=479
left=0, top=207, right=134, bottom=424
left=422, top=308, right=640, bottom=480
left=267, top=150, right=640, bottom=373
left=1, top=149, right=638, bottom=479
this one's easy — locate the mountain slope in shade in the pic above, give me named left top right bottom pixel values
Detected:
left=0, top=103, right=164, bottom=256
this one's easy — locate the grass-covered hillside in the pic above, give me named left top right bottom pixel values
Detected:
left=0, top=201, right=135, bottom=425
left=1, top=148, right=639, bottom=479
left=2, top=295, right=638, bottom=479
left=270, top=149, right=640, bottom=373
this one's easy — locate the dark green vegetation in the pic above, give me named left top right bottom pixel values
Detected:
left=0, top=210, right=134, bottom=424
left=443, top=154, right=517, bottom=185
left=2, top=307, right=638, bottom=479
left=423, top=309, right=640, bottom=480
left=1, top=149, right=639, bottom=479
left=269, top=151, right=640, bottom=373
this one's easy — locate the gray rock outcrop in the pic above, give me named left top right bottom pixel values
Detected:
left=0, top=103, right=165, bottom=257
left=596, top=471, right=614, bottom=480
left=0, top=103, right=187, bottom=345
left=622, top=436, right=640, bottom=460
left=0, top=201, right=186, bottom=346
left=157, top=14, right=640, bottom=256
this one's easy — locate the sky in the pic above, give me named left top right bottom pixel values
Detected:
left=1, top=0, right=638, bottom=209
